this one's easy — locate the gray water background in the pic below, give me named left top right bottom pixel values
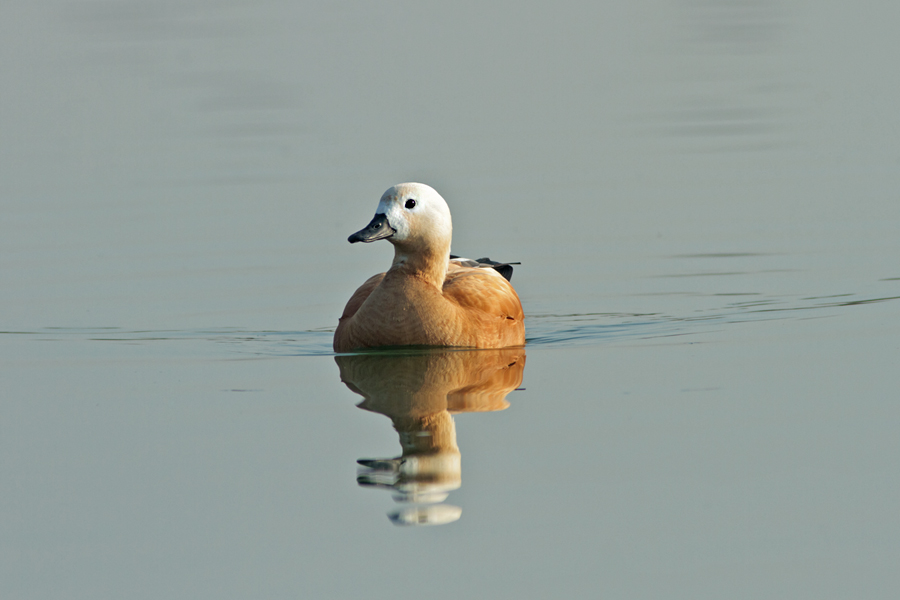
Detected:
left=2, top=1, right=900, bottom=598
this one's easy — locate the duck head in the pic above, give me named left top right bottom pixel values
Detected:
left=348, top=183, right=453, bottom=258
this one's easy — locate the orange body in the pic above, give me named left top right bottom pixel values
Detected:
left=334, top=260, right=525, bottom=352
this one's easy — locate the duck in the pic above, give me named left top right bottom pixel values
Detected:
left=333, top=183, right=525, bottom=352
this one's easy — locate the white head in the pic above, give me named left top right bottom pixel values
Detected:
left=348, top=183, right=453, bottom=257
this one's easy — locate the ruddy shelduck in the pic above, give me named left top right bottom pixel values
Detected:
left=333, top=183, right=525, bottom=352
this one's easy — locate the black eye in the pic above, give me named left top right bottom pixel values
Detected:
left=404, top=199, right=416, bottom=209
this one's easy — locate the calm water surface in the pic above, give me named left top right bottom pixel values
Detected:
left=2, top=1, right=900, bottom=598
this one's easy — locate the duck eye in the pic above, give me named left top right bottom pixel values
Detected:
left=404, top=199, right=416, bottom=209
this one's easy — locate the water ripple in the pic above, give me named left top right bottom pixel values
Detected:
left=4, top=292, right=897, bottom=355
left=526, top=292, right=900, bottom=347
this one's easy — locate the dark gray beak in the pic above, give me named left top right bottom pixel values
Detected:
left=348, top=213, right=395, bottom=243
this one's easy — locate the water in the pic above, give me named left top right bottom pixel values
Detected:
left=3, top=1, right=900, bottom=598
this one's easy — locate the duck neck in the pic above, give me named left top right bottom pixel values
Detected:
left=389, top=243, right=449, bottom=289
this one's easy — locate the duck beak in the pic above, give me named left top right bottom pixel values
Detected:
left=348, top=213, right=396, bottom=243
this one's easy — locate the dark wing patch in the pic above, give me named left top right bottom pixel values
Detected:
left=449, top=254, right=520, bottom=282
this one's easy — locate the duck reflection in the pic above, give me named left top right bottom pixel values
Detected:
left=335, top=347, right=525, bottom=526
